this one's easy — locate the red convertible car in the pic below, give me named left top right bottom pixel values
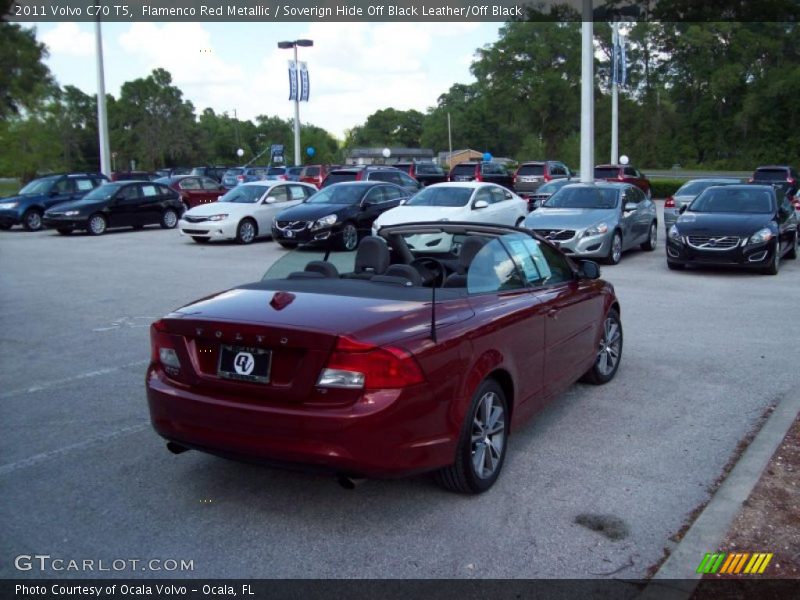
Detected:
left=146, top=223, right=622, bottom=493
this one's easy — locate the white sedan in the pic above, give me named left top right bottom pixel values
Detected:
left=372, top=182, right=528, bottom=235
left=178, top=181, right=318, bottom=244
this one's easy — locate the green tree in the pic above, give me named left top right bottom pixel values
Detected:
left=0, top=22, right=54, bottom=119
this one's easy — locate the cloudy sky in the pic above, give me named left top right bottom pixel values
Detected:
left=28, top=21, right=502, bottom=139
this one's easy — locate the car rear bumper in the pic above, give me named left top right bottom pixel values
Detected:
left=146, top=366, right=454, bottom=477
left=666, top=238, right=774, bottom=268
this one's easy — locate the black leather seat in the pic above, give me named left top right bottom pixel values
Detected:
left=305, top=260, right=339, bottom=278
left=344, top=236, right=390, bottom=279
left=383, top=264, right=423, bottom=286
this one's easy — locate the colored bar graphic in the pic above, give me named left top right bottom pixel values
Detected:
left=719, top=553, right=736, bottom=574
left=758, top=553, right=773, bottom=574
left=697, top=552, right=773, bottom=575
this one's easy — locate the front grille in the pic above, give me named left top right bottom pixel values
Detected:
left=687, top=235, right=740, bottom=250
left=535, top=229, right=575, bottom=241
left=276, top=220, right=309, bottom=232
left=182, top=229, right=208, bottom=235
left=184, top=215, right=208, bottom=223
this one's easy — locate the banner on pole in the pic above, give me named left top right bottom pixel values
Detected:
left=288, top=60, right=298, bottom=101
left=299, top=62, right=310, bottom=102
left=612, top=30, right=627, bottom=87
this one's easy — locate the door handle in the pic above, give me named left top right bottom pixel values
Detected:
left=547, top=308, right=559, bottom=319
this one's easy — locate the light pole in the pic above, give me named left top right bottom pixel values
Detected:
left=94, top=20, right=111, bottom=177
left=277, top=39, right=313, bottom=167
left=579, top=0, right=594, bottom=183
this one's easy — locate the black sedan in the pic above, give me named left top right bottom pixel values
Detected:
left=666, top=184, right=798, bottom=275
left=271, top=181, right=408, bottom=251
left=43, top=181, right=183, bottom=235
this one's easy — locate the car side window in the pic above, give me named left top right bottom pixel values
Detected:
left=624, top=188, right=642, bottom=206
left=117, top=186, right=140, bottom=203
left=397, top=172, right=418, bottom=187
left=363, top=187, right=385, bottom=204
left=382, top=186, right=404, bottom=201
left=490, top=187, right=507, bottom=203
left=466, top=238, right=525, bottom=294
left=180, top=178, right=201, bottom=190
left=535, top=240, right=574, bottom=285
left=287, top=185, right=308, bottom=201
left=473, top=187, right=494, bottom=205
left=267, top=186, right=289, bottom=203
left=201, top=177, right=220, bottom=190
left=74, top=178, right=94, bottom=192
left=53, top=179, right=72, bottom=194
left=141, top=185, right=159, bottom=197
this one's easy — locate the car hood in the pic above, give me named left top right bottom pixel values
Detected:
left=676, top=212, right=773, bottom=236
left=376, top=205, right=467, bottom=226
left=183, top=202, right=254, bottom=217
left=524, top=207, right=618, bottom=230
left=45, top=198, right=104, bottom=213
left=166, top=286, right=474, bottom=347
left=275, top=203, right=349, bottom=221
left=2, top=193, right=41, bottom=205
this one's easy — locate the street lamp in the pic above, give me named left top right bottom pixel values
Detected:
left=277, top=39, right=313, bottom=167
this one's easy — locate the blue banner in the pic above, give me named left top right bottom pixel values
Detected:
left=612, top=31, right=627, bottom=87
left=299, top=62, right=310, bottom=102
left=288, top=60, right=298, bottom=101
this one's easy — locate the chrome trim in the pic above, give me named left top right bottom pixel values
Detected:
left=686, top=235, right=740, bottom=251
left=748, top=250, right=768, bottom=262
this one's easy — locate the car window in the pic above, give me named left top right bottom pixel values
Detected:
left=397, top=172, right=418, bottom=187
left=363, top=187, right=386, bottom=204
left=201, top=178, right=220, bottom=190
left=467, top=238, right=525, bottom=294
left=517, top=164, right=545, bottom=176
left=117, top=185, right=140, bottom=202
left=503, top=235, right=551, bottom=286
left=157, top=185, right=172, bottom=196
left=267, top=185, right=290, bottom=203
left=180, top=178, right=201, bottom=190
left=382, top=186, right=404, bottom=201
left=490, top=187, right=507, bottom=203
left=141, top=185, right=159, bottom=197
left=74, top=178, right=94, bottom=192
left=53, top=179, right=72, bottom=194
left=534, top=240, right=574, bottom=285
left=594, top=167, right=620, bottom=179
left=305, top=166, right=320, bottom=177
left=288, top=185, right=309, bottom=200
left=624, top=187, right=642, bottom=206
left=473, top=187, right=494, bottom=205
left=623, top=167, right=637, bottom=177
left=369, top=171, right=402, bottom=186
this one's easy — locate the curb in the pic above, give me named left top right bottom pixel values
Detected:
left=639, top=387, right=800, bottom=599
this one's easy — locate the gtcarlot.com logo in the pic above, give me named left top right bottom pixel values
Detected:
left=14, top=554, right=194, bottom=572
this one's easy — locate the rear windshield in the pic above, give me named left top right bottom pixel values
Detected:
left=544, top=187, right=619, bottom=209
left=267, top=167, right=286, bottom=175
left=538, top=179, right=571, bottom=194
left=676, top=180, right=735, bottom=196
left=322, top=172, right=358, bottom=186
left=753, top=168, right=789, bottom=181
left=517, top=165, right=545, bottom=176
left=224, top=168, right=244, bottom=177
left=415, top=164, right=442, bottom=175
left=451, top=164, right=477, bottom=177
left=594, top=167, right=621, bottom=179
left=304, top=166, right=320, bottom=176
left=406, top=186, right=472, bottom=207
left=690, top=188, right=774, bottom=214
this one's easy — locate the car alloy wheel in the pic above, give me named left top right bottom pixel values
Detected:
left=88, top=214, right=107, bottom=235
left=340, top=223, right=358, bottom=251
left=435, top=379, right=508, bottom=494
left=23, top=210, right=43, bottom=231
left=787, top=231, right=798, bottom=260
left=161, top=209, right=178, bottom=229
left=581, top=309, right=623, bottom=384
left=642, top=222, right=657, bottom=251
left=236, top=219, right=256, bottom=244
left=606, top=232, right=622, bottom=265
left=470, top=390, right=506, bottom=480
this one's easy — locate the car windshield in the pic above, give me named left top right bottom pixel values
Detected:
left=306, top=184, right=364, bottom=205
left=323, top=172, right=358, bottom=185
left=544, top=187, right=619, bottom=209
left=405, top=186, right=472, bottom=207
left=77, top=184, right=121, bottom=202
left=676, top=181, right=735, bottom=196
left=218, top=186, right=266, bottom=204
left=517, top=164, right=545, bottom=176
left=538, top=180, right=571, bottom=194
left=415, top=164, right=441, bottom=174
left=19, top=177, right=59, bottom=194
left=594, top=167, right=621, bottom=179
left=689, top=188, right=774, bottom=213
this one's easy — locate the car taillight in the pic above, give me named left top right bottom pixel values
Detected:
left=150, top=320, right=181, bottom=372
left=317, top=336, right=424, bottom=390
left=747, top=177, right=754, bottom=183
left=664, top=196, right=675, bottom=208
left=237, top=175, right=245, bottom=181
left=787, top=177, right=796, bottom=185
left=617, top=174, right=624, bottom=181
left=544, top=173, right=552, bottom=182
left=512, top=174, right=517, bottom=184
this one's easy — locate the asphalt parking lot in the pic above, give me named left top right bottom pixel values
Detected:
left=1, top=208, right=798, bottom=579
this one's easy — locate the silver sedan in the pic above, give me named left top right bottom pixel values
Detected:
left=522, top=182, right=658, bottom=264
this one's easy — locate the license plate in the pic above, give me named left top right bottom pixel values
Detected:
left=218, top=345, right=271, bottom=383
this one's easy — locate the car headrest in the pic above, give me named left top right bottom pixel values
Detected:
left=354, top=236, right=390, bottom=275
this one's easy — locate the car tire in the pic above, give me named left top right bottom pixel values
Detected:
left=56, top=228, right=73, bottom=235
left=762, top=241, right=780, bottom=275
left=641, top=221, right=657, bottom=251
left=787, top=231, right=798, bottom=260
left=182, top=201, right=191, bottom=214
left=435, top=378, right=508, bottom=494
left=22, top=209, right=43, bottom=232
left=235, top=218, right=257, bottom=244
left=87, top=213, right=107, bottom=236
left=277, top=240, right=298, bottom=249
left=580, top=308, right=623, bottom=385
left=191, top=236, right=210, bottom=244
left=604, top=231, right=623, bottom=265
left=160, top=208, right=178, bottom=229
left=667, top=260, right=685, bottom=271
left=338, top=222, right=358, bottom=251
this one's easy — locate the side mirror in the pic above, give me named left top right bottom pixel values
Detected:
left=679, top=204, right=688, bottom=214
left=361, top=200, right=374, bottom=209
left=49, top=189, right=60, bottom=197
left=264, top=197, right=276, bottom=204
left=578, top=260, right=600, bottom=280
left=473, top=200, right=489, bottom=210
left=624, top=202, right=637, bottom=212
